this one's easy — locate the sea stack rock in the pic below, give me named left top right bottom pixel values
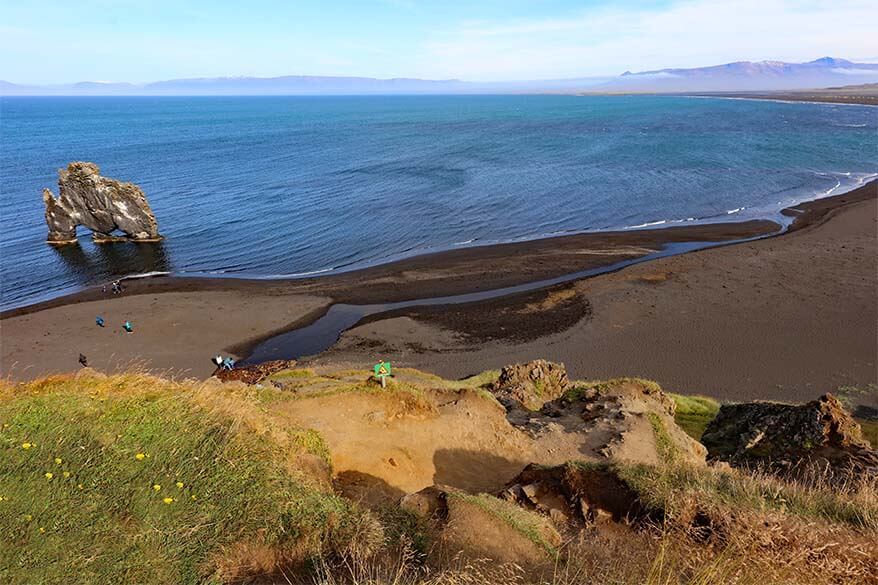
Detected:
left=42, top=162, right=161, bottom=244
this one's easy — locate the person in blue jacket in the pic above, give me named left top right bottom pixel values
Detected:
left=96, top=316, right=105, bottom=327
left=123, top=321, right=133, bottom=333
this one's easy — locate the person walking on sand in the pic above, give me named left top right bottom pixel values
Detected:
left=123, top=320, right=133, bottom=333
left=79, top=354, right=88, bottom=367
left=96, top=316, right=105, bottom=327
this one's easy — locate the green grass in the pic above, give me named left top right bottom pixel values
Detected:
left=446, top=492, right=558, bottom=556
left=669, top=394, right=721, bottom=440
left=646, top=412, right=680, bottom=465
left=262, top=375, right=438, bottom=414
left=859, top=419, right=878, bottom=447
left=290, top=428, right=333, bottom=468
left=0, top=374, right=365, bottom=584
left=458, top=369, right=501, bottom=388
left=615, top=461, right=878, bottom=531
left=270, top=367, right=504, bottom=412
left=267, top=368, right=316, bottom=380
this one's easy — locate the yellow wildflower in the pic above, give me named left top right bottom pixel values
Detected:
left=77, top=484, right=83, bottom=490
left=135, top=453, right=146, bottom=460
left=153, top=484, right=161, bottom=491
left=45, top=472, right=53, bottom=480
left=24, top=514, right=32, bottom=521
left=176, top=481, right=184, bottom=489
left=163, top=497, right=174, bottom=504
left=54, top=457, right=62, bottom=465
left=63, top=471, right=71, bottom=478
left=21, top=442, right=32, bottom=450
left=190, top=495, right=197, bottom=500
left=39, top=527, right=45, bottom=534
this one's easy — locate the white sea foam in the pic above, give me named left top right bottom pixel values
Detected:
left=283, top=267, right=335, bottom=277
left=726, top=207, right=745, bottom=215
left=623, top=215, right=702, bottom=230
left=627, top=220, right=667, bottom=229
left=121, top=271, right=171, bottom=280
left=822, top=178, right=842, bottom=198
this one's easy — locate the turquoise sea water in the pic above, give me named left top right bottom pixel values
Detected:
left=1, top=95, right=875, bottom=310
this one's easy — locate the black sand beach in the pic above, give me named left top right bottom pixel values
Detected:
left=2, top=181, right=876, bottom=408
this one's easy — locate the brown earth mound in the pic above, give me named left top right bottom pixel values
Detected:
left=491, top=359, right=569, bottom=410
left=278, top=383, right=531, bottom=501
left=215, top=359, right=298, bottom=385
left=701, top=393, right=878, bottom=481
left=272, top=366, right=705, bottom=507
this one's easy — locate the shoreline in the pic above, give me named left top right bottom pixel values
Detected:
left=687, top=91, right=878, bottom=107
left=4, top=179, right=875, bottom=321
left=318, top=181, right=877, bottom=407
left=1, top=220, right=780, bottom=319
left=1, top=180, right=875, bottom=390
left=576, top=91, right=878, bottom=107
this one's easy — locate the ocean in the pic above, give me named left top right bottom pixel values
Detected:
left=1, top=95, right=875, bottom=310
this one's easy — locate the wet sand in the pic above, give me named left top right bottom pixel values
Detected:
left=2, top=182, right=876, bottom=407
left=322, top=183, right=878, bottom=406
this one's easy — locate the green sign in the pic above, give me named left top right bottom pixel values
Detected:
left=373, top=361, right=391, bottom=378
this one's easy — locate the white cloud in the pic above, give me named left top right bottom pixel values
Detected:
left=832, top=68, right=878, bottom=75
left=418, top=0, right=878, bottom=80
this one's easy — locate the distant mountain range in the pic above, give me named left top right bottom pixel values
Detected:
left=0, top=76, right=611, bottom=96
left=604, top=57, right=878, bottom=92
left=3, top=57, right=878, bottom=96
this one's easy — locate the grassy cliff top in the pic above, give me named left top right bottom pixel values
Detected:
left=1, top=367, right=875, bottom=585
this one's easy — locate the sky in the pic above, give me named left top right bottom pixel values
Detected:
left=1, top=0, right=877, bottom=84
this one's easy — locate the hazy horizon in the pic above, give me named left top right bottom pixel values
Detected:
left=2, top=1, right=877, bottom=85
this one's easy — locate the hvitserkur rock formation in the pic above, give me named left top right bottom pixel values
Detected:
left=42, top=162, right=161, bottom=244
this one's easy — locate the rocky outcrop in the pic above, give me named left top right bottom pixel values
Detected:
left=701, top=394, right=877, bottom=481
left=502, top=377, right=706, bottom=467
left=42, top=162, right=161, bottom=244
left=491, top=359, right=569, bottom=410
left=499, top=462, right=661, bottom=528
